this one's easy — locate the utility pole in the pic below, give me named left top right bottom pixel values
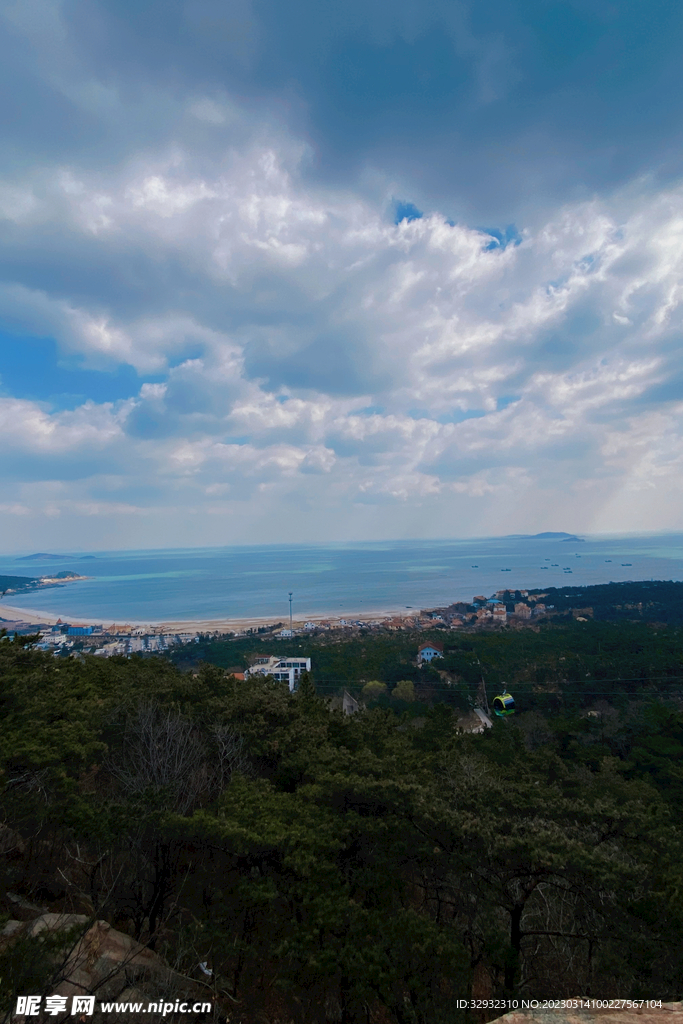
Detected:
left=288, top=592, right=293, bottom=631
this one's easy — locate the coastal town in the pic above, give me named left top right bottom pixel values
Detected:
left=0, top=587, right=566, bottom=655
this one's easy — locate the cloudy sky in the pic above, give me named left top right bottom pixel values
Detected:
left=3, top=0, right=683, bottom=551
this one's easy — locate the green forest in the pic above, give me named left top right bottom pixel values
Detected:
left=2, top=620, right=683, bottom=1021
left=0, top=577, right=39, bottom=596
left=530, top=580, right=683, bottom=624
left=180, top=616, right=683, bottom=714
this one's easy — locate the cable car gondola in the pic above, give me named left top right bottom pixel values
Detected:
left=492, top=689, right=515, bottom=716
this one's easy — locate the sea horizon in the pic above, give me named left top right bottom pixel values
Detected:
left=3, top=532, right=683, bottom=626
left=4, top=528, right=683, bottom=560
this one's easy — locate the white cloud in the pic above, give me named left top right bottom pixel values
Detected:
left=0, top=396, right=125, bottom=453
left=5, top=122, right=683, bottom=544
left=0, top=502, right=31, bottom=515
left=188, top=96, right=241, bottom=126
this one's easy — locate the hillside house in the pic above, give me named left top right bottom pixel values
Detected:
left=417, top=642, right=444, bottom=665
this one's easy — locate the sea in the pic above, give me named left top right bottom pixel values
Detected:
left=2, top=534, right=683, bottom=624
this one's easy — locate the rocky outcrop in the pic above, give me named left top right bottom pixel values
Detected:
left=2, top=914, right=213, bottom=1019
left=491, top=1003, right=683, bottom=1024
left=0, top=824, right=25, bottom=863
left=2, top=890, right=47, bottom=920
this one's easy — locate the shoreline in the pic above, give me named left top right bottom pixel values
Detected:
left=0, top=602, right=417, bottom=632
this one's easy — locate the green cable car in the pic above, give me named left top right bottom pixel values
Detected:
left=492, top=689, right=515, bottom=716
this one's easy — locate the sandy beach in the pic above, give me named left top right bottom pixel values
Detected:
left=0, top=602, right=415, bottom=632
left=0, top=603, right=62, bottom=625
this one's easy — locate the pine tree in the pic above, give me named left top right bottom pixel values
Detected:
left=296, top=669, right=317, bottom=700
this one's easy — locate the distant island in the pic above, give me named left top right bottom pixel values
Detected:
left=505, top=532, right=584, bottom=542
left=15, top=552, right=70, bottom=562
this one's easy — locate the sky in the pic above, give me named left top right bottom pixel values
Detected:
left=3, top=0, right=683, bottom=551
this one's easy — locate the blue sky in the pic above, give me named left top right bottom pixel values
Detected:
left=2, top=0, right=683, bottom=550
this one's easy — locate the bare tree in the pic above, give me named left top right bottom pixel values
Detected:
left=106, top=704, right=208, bottom=815
left=210, top=724, right=252, bottom=793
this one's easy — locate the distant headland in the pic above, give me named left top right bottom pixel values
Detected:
left=505, top=532, right=584, bottom=542
left=0, top=570, right=88, bottom=600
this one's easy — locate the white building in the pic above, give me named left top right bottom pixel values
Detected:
left=417, top=642, right=444, bottom=665
left=245, top=655, right=312, bottom=691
